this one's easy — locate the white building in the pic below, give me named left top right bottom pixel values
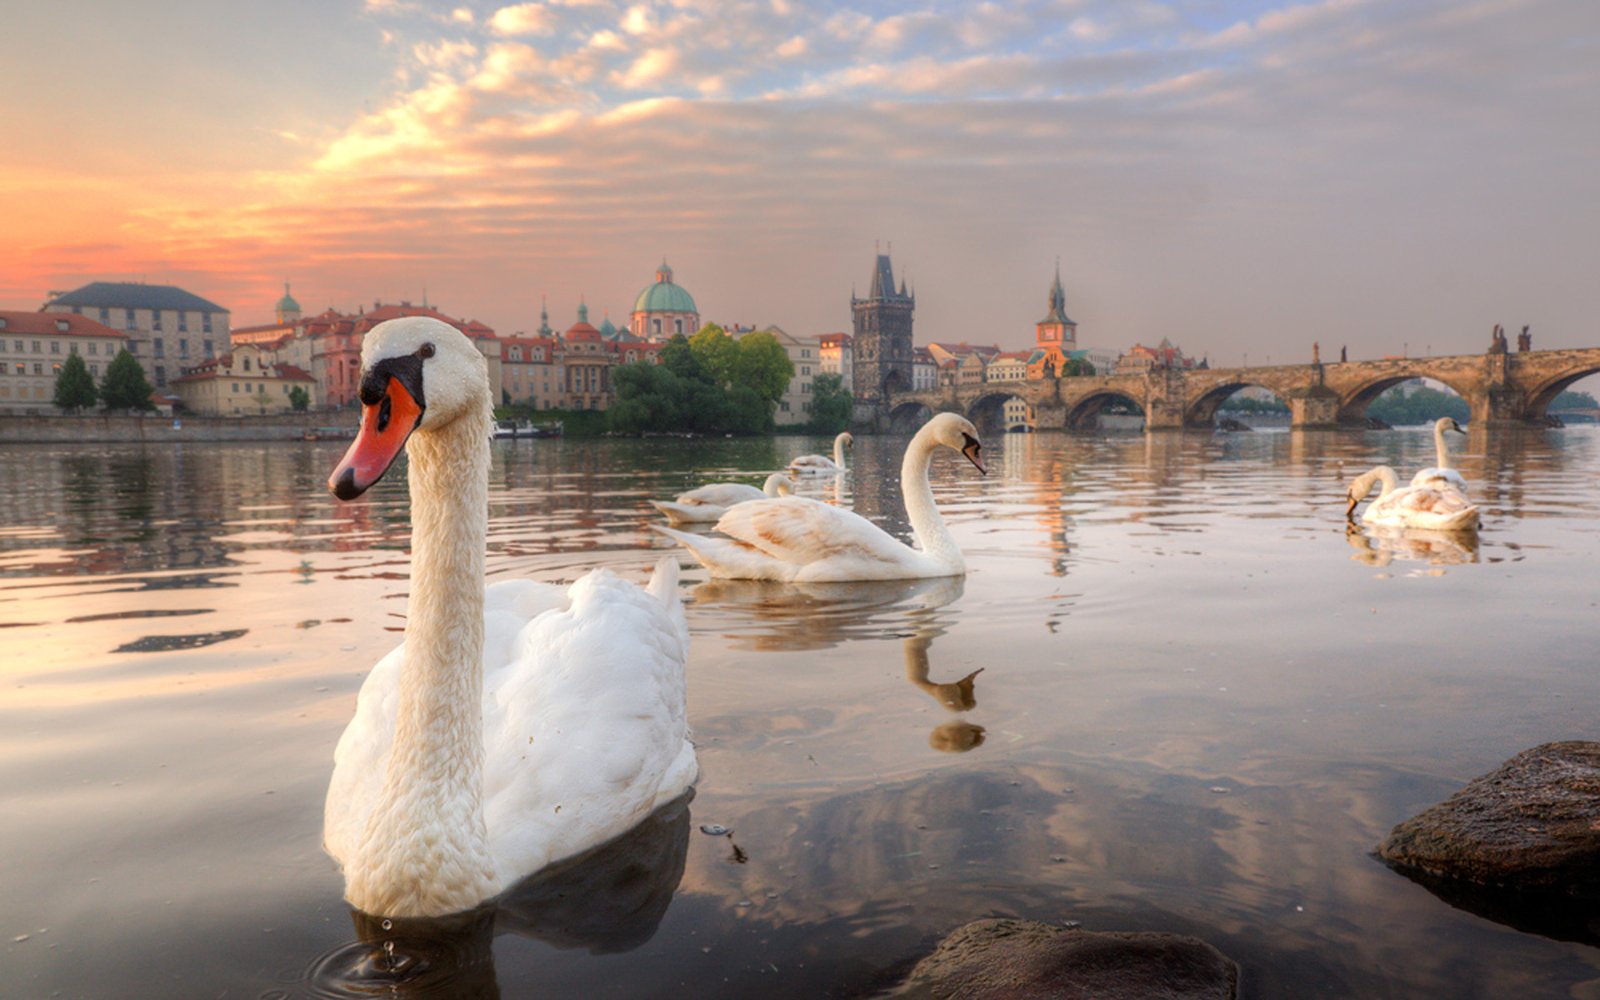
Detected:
left=44, top=281, right=230, bottom=390
left=913, top=347, right=937, bottom=390
left=744, top=325, right=819, bottom=427
left=0, top=310, right=130, bottom=414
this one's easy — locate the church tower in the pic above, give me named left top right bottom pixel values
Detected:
left=851, top=251, right=915, bottom=402
left=1035, top=261, right=1076, bottom=351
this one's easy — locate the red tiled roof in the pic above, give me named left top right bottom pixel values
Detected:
left=1, top=310, right=127, bottom=339
left=819, top=332, right=852, bottom=347
left=564, top=322, right=602, bottom=342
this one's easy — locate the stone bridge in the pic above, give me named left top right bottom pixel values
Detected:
left=862, top=347, right=1600, bottom=434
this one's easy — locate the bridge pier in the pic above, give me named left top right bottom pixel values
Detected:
left=1287, top=386, right=1341, bottom=429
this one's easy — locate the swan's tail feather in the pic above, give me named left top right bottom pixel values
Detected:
left=647, top=555, right=680, bottom=607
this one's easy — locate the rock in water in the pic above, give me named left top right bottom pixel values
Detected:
left=887, top=918, right=1238, bottom=999
left=1377, top=741, right=1600, bottom=895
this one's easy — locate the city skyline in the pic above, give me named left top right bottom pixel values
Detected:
left=3, top=0, right=1595, bottom=362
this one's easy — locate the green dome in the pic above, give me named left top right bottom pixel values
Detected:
left=275, top=282, right=300, bottom=313
left=632, top=261, right=697, bottom=315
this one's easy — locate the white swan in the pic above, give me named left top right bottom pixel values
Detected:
left=656, top=413, right=985, bottom=581
left=1347, top=465, right=1479, bottom=531
left=789, top=431, right=852, bottom=475
left=650, top=473, right=793, bottom=525
left=1410, top=416, right=1470, bottom=495
left=323, top=317, right=695, bottom=919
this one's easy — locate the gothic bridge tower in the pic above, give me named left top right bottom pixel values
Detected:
left=851, top=251, right=915, bottom=403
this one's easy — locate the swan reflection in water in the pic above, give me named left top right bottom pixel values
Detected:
left=693, top=575, right=986, bottom=752
left=307, top=793, right=692, bottom=999
left=1344, top=522, right=1480, bottom=567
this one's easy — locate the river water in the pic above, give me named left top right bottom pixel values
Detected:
left=1, top=427, right=1597, bottom=998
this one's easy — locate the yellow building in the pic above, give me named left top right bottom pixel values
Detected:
left=171, top=344, right=318, bottom=415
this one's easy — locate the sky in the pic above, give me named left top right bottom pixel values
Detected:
left=2, top=0, right=1596, bottom=362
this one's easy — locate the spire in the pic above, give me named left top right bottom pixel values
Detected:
left=577, top=296, right=589, bottom=324
left=538, top=293, right=552, bottom=337
left=1040, top=260, right=1073, bottom=326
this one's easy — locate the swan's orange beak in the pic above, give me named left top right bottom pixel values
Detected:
left=329, top=375, right=424, bottom=500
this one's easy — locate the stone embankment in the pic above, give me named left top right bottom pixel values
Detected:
left=0, top=412, right=351, bottom=444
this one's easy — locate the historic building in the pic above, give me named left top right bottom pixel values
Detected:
left=819, top=332, right=852, bottom=392
left=630, top=261, right=700, bottom=341
left=170, top=343, right=317, bottom=415
left=1115, top=338, right=1199, bottom=374
left=232, top=300, right=500, bottom=408
left=913, top=347, right=937, bottom=390
left=745, top=325, right=819, bottom=427
left=43, top=281, right=229, bottom=390
left=1027, top=264, right=1078, bottom=379
left=851, top=252, right=914, bottom=402
left=0, top=310, right=130, bottom=414
left=499, top=335, right=563, bottom=410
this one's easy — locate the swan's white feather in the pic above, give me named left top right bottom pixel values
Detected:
left=1361, top=482, right=1479, bottom=531
left=325, top=559, right=695, bottom=897
left=788, top=454, right=843, bottom=476
left=1409, top=467, right=1470, bottom=494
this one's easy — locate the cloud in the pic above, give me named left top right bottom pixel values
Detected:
left=615, top=47, right=682, bottom=90
left=489, top=3, right=555, bottom=36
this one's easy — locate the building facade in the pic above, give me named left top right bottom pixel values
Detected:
left=818, top=332, right=852, bottom=392
left=44, top=281, right=230, bottom=390
left=171, top=343, right=318, bottom=415
left=232, top=301, right=501, bottom=408
left=630, top=262, right=700, bottom=341
left=913, top=347, right=937, bottom=390
left=0, top=311, right=129, bottom=413
left=851, top=252, right=915, bottom=402
left=749, top=325, right=819, bottom=427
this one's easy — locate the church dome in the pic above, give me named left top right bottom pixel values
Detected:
left=632, top=261, right=697, bottom=314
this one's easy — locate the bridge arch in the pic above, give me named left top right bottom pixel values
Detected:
left=967, top=390, right=1035, bottom=437
left=1184, top=381, right=1291, bottom=428
left=1064, top=389, right=1145, bottom=430
left=887, top=400, right=934, bottom=434
left=1523, top=365, right=1600, bottom=422
left=1336, top=369, right=1477, bottom=425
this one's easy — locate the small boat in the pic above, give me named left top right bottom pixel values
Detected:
left=493, top=420, right=562, bottom=439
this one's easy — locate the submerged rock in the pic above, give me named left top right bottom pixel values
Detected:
left=1377, top=741, right=1600, bottom=896
left=887, top=918, right=1238, bottom=999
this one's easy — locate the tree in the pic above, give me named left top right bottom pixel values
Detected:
left=689, top=324, right=739, bottom=385
left=809, top=372, right=853, bottom=433
left=728, top=332, right=794, bottom=406
left=288, top=385, right=311, bottom=411
left=1062, top=358, right=1096, bottom=377
left=99, top=349, right=156, bottom=411
left=53, top=352, right=98, bottom=412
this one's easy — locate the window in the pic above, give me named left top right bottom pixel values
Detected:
left=179, top=339, right=188, bottom=358
left=99, top=307, right=110, bottom=323
left=11, top=340, right=19, bottom=352
left=152, top=310, right=163, bottom=331
left=154, top=339, right=164, bottom=358
left=128, top=342, right=138, bottom=354
left=202, top=313, right=213, bottom=333
left=90, top=364, right=99, bottom=376
left=32, top=341, right=41, bottom=353
left=124, top=308, right=136, bottom=329
left=13, top=363, right=22, bottom=374
left=53, top=363, right=62, bottom=374
left=154, top=366, right=165, bottom=386
left=203, top=339, right=214, bottom=356
left=51, top=341, right=60, bottom=354
left=242, top=356, right=251, bottom=372
left=88, top=342, right=97, bottom=356
left=232, top=382, right=239, bottom=392
left=801, top=365, right=810, bottom=375
left=33, top=363, right=43, bottom=375
left=55, top=320, right=69, bottom=332
left=178, top=313, right=188, bottom=332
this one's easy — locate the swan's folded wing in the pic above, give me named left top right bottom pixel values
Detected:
left=676, top=482, right=763, bottom=507
left=714, top=496, right=911, bottom=568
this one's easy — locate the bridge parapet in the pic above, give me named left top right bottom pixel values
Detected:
left=859, top=346, right=1600, bottom=433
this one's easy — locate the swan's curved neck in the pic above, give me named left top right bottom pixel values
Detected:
left=1433, top=422, right=1453, bottom=470
left=833, top=433, right=848, bottom=467
left=902, top=427, right=963, bottom=574
left=1361, top=466, right=1398, bottom=501
left=350, top=400, right=497, bottom=916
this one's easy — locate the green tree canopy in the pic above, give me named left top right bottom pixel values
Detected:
left=808, top=372, right=853, bottom=433
left=288, top=385, right=311, bottom=411
left=53, top=352, right=98, bottom=412
left=1367, top=386, right=1469, bottom=425
left=99, top=349, right=155, bottom=412
left=727, top=332, right=794, bottom=406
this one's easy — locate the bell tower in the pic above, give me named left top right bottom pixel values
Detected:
left=851, top=250, right=914, bottom=404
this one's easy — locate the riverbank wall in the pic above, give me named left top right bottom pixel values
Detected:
left=0, top=413, right=351, bottom=444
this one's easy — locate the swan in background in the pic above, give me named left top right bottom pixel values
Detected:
left=323, top=317, right=695, bottom=919
left=651, top=473, right=793, bottom=525
left=1346, top=465, right=1479, bottom=531
left=1410, top=416, right=1470, bottom=495
left=657, top=413, right=984, bottom=581
left=789, top=431, right=852, bottom=475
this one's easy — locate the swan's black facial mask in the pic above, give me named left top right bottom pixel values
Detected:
left=960, top=433, right=986, bottom=475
